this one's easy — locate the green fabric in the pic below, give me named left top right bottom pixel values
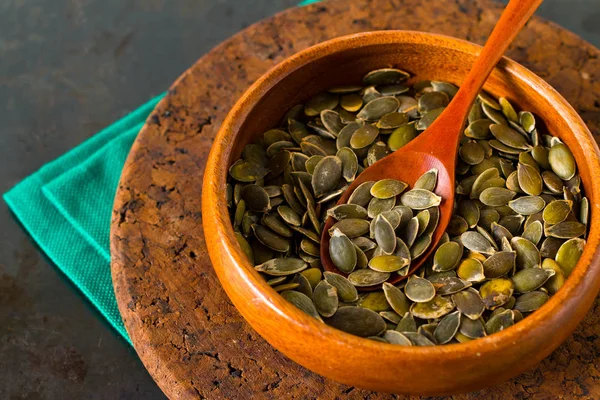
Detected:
left=3, top=0, right=321, bottom=345
left=4, top=95, right=164, bottom=344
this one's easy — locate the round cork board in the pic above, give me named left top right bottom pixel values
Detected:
left=111, top=0, right=600, bottom=398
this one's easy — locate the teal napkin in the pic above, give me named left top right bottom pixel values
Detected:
left=4, top=0, right=321, bottom=345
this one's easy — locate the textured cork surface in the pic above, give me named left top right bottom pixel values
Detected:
left=110, top=0, right=600, bottom=398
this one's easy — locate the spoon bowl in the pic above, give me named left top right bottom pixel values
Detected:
left=321, top=147, right=454, bottom=286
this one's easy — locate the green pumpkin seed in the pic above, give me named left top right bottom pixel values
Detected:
left=498, top=214, right=525, bottom=235
left=252, top=224, right=291, bottom=252
left=465, top=119, right=493, bottom=139
left=380, top=311, right=402, bottom=324
left=336, top=147, right=359, bottom=182
left=388, top=122, right=418, bottom=151
left=548, top=143, right=576, bottom=180
left=482, top=102, right=508, bottom=125
left=377, top=112, right=409, bottom=129
left=262, top=214, right=293, bottom=238
left=452, top=288, right=485, bottom=320
left=517, top=163, right=543, bottom=196
left=479, top=187, right=516, bottom=206
left=325, top=307, right=386, bottom=337
left=347, top=269, right=390, bottom=287
left=416, top=107, right=445, bottom=130
left=235, top=232, right=254, bottom=263
left=381, top=282, right=411, bottom=316
left=459, top=141, right=486, bottom=165
left=311, top=156, right=342, bottom=198
left=434, top=311, right=461, bottom=344
left=305, top=92, right=339, bottom=116
left=512, top=268, right=555, bottom=293
left=499, top=97, right=518, bottom=122
left=281, top=291, right=322, bottom=321
left=456, top=258, right=485, bottom=282
left=368, top=197, right=396, bottom=218
left=329, top=218, right=370, bottom=238
left=357, top=291, right=390, bottom=312
left=485, top=309, right=514, bottom=334
left=480, top=278, right=514, bottom=309
left=545, top=221, right=586, bottom=239
left=348, top=181, right=375, bottom=206
left=327, top=204, right=368, bottom=220
left=350, top=124, right=379, bottom=149
left=540, top=237, right=565, bottom=259
left=542, top=258, right=566, bottom=294
left=383, top=330, right=412, bottom=345
left=357, top=97, right=400, bottom=121
left=400, top=189, right=442, bottom=210
left=255, top=258, right=307, bottom=276
left=459, top=317, right=486, bottom=339
left=405, top=275, right=436, bottom=303
left=313, top=280, right=339, bottom=317
left=418, top=91, right=449, bottom=113
left=410, top=295, right=454, bottom=319
left=432, top=242, right=462, bottom=272
left=329, top=229, right=357, bottom=273
left=514, top=291, right=548, bottom=313
left=229, top=159, right=270, bottom=182
left=301, top=268, right=322, bottom=289
left=481, top=251, right=515, bottom=278
left=411, top=234, right=433, bottom=259
left=370, top=179, right=408, bottom=200
left=522, top=220, right=543, bottom=246
left=490, top=124, right=532, bottom=150
left=511, top=237, right=541, bottom=269
left=363, top=68, right=410, bottom=86
left=542, top=200, right=571, bottom=225
left=340, top=94, right=363, bottom=112
left=508, top=196, right=545, bottom=215
left=369, top=255, right=409, bottom=273
left=555, top=238, right=585, bottom=276
left=415, top=210, right=431, bottom=237
left=461, top=231, right=496, bottom=255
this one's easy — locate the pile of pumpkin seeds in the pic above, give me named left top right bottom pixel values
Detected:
left=227, top=67, right=589, bottom=346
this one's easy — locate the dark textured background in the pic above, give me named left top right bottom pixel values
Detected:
left=1, top=0, right=599, bottom=399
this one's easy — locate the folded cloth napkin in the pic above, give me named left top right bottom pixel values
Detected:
left=3, top=0, right=321, bottom=345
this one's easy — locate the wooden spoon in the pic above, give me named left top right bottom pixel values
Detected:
left=320, top=0, right=543, bottom=288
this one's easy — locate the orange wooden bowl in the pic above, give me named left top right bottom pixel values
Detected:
left=202, top=31, right=600, bottom=395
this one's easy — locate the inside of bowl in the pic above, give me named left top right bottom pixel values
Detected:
left=226, top=36, right=595, bottom=277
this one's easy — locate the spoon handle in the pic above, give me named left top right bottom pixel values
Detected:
left=449, top=0, right=543, bottom=116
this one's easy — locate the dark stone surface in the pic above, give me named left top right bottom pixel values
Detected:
left=0, top=0, right=598, bottom=399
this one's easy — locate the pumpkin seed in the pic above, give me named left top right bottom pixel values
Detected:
left=410, top=295, right=454, bottom=319
left=357, top=97, right=400, bottom=121
left=461, top=231, right=496, bottom=255
left=522, top=220, right=543, bottom=246
left=508, top=196, right=545, bottom=215
left=383, top=330, right=412, bottom=345
left=282, top=291, right=322, bottom=321
left=329, top=218, right=370, bottom=238
left=405, top=275, right=436, bottom=303
left=457, top=258, right=485, bottom=282
left=514, top=291, right=548, bottom=313
left=511, top=237, right=541, bottom=269
left=255, top=258, right=307, bottom=276
left=542, top=258, right=565, bottom=294
left=548, top=143, right=576, bottom=180
left=433, top=242, right=463, bottom=272
left=325, top=307, right=386, bottom=337
left=555, top=238, right=585, bottom=276
left=363, top=68, right=410, bottom=86
left=480, top=278, right=514, bottom=309
left=400, top=189, right=442, bottom=210
left=313, top=280, right=339, bottom=317
left=387, top=122, right=418, bottom=151
left=485, top=309, right=514, bottom=334
left=348, top=269, right=390, bottom=287
left=301, top=268, right=322, bottom=289
left=545, top=221, right=586, bottom=239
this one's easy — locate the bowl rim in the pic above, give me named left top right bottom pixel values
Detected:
left=204, top=30, right=600, bottom=357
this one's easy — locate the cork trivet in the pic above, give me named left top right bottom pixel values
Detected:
left=111, top=0, right=600, bottom=398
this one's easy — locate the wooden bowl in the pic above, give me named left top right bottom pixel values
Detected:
left=202, top=31, right=600, bottom=395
